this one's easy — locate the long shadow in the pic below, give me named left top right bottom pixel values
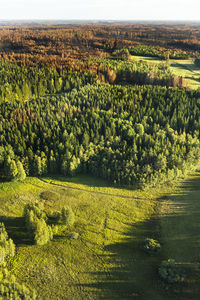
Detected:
left=40, top=174, right=139, bottom=192
left=39, top=176, right=145, bottom=201
left=156, top=175, right=200, bottom=300
left=73, top=216, right=168, bottom=300
left=73, top=175, right=200, bottom=299
left=0, top=215, right=31, bottom=246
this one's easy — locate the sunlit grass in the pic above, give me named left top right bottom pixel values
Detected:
left=1, top=174, right=199, bottom=299
left=131, top=55, right=200, bottom=89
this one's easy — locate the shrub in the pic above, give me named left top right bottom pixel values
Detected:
left=69, top=232, right=79, bottom=240
left=40, top=191, right=58, bottom=202
left=159, top=259, right=185, bottom=283
left=61, top=207, right=75, bottom=226
left=142, top=238, right=161, bottom=255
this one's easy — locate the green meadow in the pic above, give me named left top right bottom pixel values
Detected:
left=0, top=174, right=199, bottom=299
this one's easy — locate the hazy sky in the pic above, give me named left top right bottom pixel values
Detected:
left=0, top=0, right=199, bottom=21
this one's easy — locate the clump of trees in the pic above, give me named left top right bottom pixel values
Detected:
left=24, top=202, right=76, bottom=244
left=24, top=202, right=53, bottom=245
left=159, top=259, right=185, bottom=283
left=112, top=48, right=130, bottom=59
left=0, top=222, right=37, bottom=299
left=0, top=223, right=15, bottom=263
left=129, top=45, right=190, bottom=60
left=0, top=268, right=37, bottom=299
left=142, top=238, right=161, bottom=255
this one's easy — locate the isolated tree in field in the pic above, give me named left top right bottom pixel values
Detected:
left=61, top=207, right=75, bottom=226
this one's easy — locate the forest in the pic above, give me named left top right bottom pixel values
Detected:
left=0, top=21, right=200, bottom=299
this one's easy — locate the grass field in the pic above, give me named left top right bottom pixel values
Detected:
left=159, top=173, right=200, bottom=300
left=131, top=55, right=200, bottom=89
left=0, top=175, right=199, bottom=299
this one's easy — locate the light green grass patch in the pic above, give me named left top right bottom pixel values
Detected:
left=1, top=175, right=198, bottom=299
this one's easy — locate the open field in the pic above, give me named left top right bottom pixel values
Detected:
left=131, top=55, right=200, bottom=89
left=0, top=175, right=199, bottom=299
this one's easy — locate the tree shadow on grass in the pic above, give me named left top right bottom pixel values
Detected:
left=73, top=217, right=168, bottom=300
left=72, top=175, right=200, bottom=299
left=41, top=174, right=139, bottom=192
left=0, top=215, right=31, bottom=246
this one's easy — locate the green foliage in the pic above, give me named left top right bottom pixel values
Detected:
left=1, top=83, right=200, bottom=187
left=34, top=218, right=53, bottom=246
left=112, top=48, right=130, bottom=59
left=0, top=223, right=15, bottom=263
left=5, top=158, right=18, bottom=181
left=0, top=60, right=96, bottom=103
left=129, top=45, right=190, bottom=60
left=24, top=202, right=53, bottom=245
left=159, top=259, right=185, bottom=283
left=16, top=161, right=26, bottom=181
left=61, top=207, right=75, bottom=226
left=69, top=232, right=79, bottom=240
left=0, top=267, right=37, bottom=299
left=142, top=238, right=161, bottom=255
left=0, top=223, right=36, bottom=298
left=91, top=57, right=175, bottom=86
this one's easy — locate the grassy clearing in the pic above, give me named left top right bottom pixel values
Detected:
left=0, top=174, right=199, bottom=299
left=159, top=173, right=200, bottom=299
left=131, top=55, right=200, bottom=89
left=0, top=175, right=175, bottom=299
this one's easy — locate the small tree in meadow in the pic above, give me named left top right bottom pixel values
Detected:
left=61, top=207, right=75, bottom=226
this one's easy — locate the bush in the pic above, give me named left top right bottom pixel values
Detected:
left=142, top=238, right=161, bottom=255
left=159, top=259, right=185, bottom=283
left=61, top=207, right=75, bottom=226
left=40, top=191, right=58, bottom=202
left=69, top=232, right=79, bottom=240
